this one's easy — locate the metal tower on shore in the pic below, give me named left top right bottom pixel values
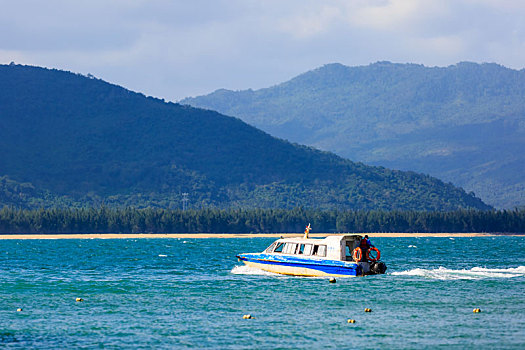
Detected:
left=182, top=193, right=189, bottom=211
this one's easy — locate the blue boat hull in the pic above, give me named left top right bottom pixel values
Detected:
left=237, top=253, right=363, bottom=277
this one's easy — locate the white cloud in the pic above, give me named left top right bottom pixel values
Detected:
left=278, top=5, right=343, bottom=38
left=346, top=0, right=426, bottom=31
left=1, top=0, right=525, bottom=100
left=410, top=35, right=466, bottom=59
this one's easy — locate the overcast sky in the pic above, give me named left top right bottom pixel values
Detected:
left=1, top=0, right=524, bottom=101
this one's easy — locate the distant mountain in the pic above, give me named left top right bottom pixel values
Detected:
left=0, top=64, right=490, bottom=211
left=182, top=61, right=525, bottom=209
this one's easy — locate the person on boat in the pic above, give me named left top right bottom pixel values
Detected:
left=359, top=235, right=373, bottom=261
left=360, top=235, right=373, bottom=249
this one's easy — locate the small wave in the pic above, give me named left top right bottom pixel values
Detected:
left=408, top=245, right=417, bottom=248
left=392, top=266, right=525, bottom=280
left=230, top=265, right=279, bottom=276
left=158, top=254, right=167, bottom=257
left=471, top=266, right=525, bottom=274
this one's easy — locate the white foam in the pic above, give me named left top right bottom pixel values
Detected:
left=230, top=265, right=280, bottom=276
left=408, top=245, right=417, bottom=248
left=471, top=266, right=525, bottom=274
left=392, top=266, right=525, bottom=280
left=158, top=254, right=167, bottom=257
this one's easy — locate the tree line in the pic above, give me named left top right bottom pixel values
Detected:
left=0, top=207, right=524, bottom=234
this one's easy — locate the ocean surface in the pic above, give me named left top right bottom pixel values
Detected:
left=1, top=236, right=524, bottom=349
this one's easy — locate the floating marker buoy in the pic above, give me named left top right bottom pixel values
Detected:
left=243, top=314, right=254, bottom=319
left=347, top=319, right=356, bottom=323
left=76, top=298, right=84, bottom=302
left=17, top=308, right=22, bottom=312
left=473, top=308, right=481, bottom=313
left=329, top=277, right=336, bottom=283
left=364, top=308, right=372, bottom=312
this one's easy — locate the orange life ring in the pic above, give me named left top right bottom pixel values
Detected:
left=352, top=247, right=362, bottom=262
left=366, top=247, right=381, bottom=262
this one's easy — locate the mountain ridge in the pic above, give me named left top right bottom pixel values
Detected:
left=182, top=61, right=525, bottom=208
left=0, top=64, right=491, bottom=211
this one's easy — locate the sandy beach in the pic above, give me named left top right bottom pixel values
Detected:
left=0, top=232, right=519, bottom=239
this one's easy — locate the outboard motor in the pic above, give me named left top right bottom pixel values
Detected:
left=369, top=261, right=387, bottom=275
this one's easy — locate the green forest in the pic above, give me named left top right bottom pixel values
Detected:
left=0, top=64, right=491, bottom=211
left=183, top=61, right=525, bottom=209
left=1, top=207, right=523, bottom=234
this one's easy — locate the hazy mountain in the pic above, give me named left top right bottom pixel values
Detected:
left=0, top=64, right=490, bottom=210
left=182, top=61, right=525, bottom=209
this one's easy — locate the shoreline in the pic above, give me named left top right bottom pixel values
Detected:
left=0, top=232, right=521, bottom=239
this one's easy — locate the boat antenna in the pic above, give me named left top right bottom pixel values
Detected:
left=304, top=223, right=311, bottom=239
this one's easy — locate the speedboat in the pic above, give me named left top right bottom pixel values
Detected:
left=236, top=225, right=387, bottom=277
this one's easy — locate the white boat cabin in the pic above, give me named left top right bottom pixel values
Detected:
left=264, top=235, right=363, bottom=261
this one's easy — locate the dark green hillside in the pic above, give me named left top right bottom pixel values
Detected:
left=182, top=62, right=525, bottom=209
left=0, top=64, right=490, bottom=210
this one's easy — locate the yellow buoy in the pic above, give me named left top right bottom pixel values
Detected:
left=76, top=298, right=84, bottom=302
left=364, top=308, right=372, bottom=312
left=347, top=319, right=356, bottom=323
left=17, top=308, right=23, bottom=312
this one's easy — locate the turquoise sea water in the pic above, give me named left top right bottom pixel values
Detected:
left=1, top=236, right=524, bottom=349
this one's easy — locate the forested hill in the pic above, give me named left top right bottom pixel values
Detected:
left=0, top=64, right=490, bottom=211
left=182, top=62, right=525, bottom=209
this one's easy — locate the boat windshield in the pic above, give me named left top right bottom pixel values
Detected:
left=273, top=242, right=285, bottom=253
left=265, top=242, right=277, bottom=252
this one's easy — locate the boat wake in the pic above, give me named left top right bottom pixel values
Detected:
left=392, top=266, right=525, bottom=280
left=230, top=265, right=280, bottom=276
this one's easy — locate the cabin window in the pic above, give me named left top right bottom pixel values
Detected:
left=265, top=242, right=276, bottom=253
left=297, top=244, right=305, bottom=254
left=312, top=244, right=327, bottom=257
left=345, top=245, right=352, bottom=259
left=303, top=244, right=313, bottom=255
left=318, top=245, right=326, bottom=257
left=284, top=243, right=297, bottom=254
left=273, top=242, right=285, bottom=253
